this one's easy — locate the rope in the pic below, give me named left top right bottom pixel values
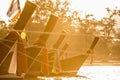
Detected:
left=0, top=36, right=79, bottom=72
left=25, top=47, right=45, bottom=75
left=0, top=39, right=53, bottom=68
left=0, top=38, right=80, bottom=73
left=0, top=34, right=88, bottom=73
left=0, top=37, right=86, bottom=55
left=0, top=28, right=94, bottom=36
left=0, top=28, right=93, bottom=74
left=0, top=42, right=15, bottom=67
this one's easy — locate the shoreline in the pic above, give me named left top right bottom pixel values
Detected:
left=83, top=60, right=120, bottom=66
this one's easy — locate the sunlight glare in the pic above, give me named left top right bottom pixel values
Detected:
left=78, top=66, right=120, bottom=80
left=69, top=0, right=120, bottom=20
left=0, top=0, right=28, bottom=23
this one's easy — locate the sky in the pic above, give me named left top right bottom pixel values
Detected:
left=69, top=0, right=120, bottom=19
left=0, top=0, right=26, bottom=23
left=0, top=0, right=120, bottom=23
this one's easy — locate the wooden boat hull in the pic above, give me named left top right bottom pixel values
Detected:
left=0, top=75, right=23, bottom=80
left=0, top=1, right=36, bottom=75
left=48, top=54, right=88, bottom=77
left=26, top=46, right=88, bottom=77
left=61, top=55, right=88, bottom=71
left=26, top=37, right=99, bottom=77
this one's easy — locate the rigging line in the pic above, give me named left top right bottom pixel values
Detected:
left=0, top=41, right=16, bottom=66
left=0, top=38, right=80, bottom=73
left=1, top=28, right=94, bottom=36
left=0, top=40, right=53, bottom=69
left=18, top=30, right=94, bottom=36
left=0, top=37, right=83, bottom=55
left=1, top=37, right=82, bottom=71
left=25, top=47, right=47, bottom=75
left=0, top=30, right=21, bottom=66
left=0, top=38, right=24, bottom=45
left=0, top=38, right=85, bottom=56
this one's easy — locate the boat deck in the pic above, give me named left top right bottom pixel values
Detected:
left=0, top=74, right=24, bottom=80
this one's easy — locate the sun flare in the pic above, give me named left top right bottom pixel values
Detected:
left=0, top=0, right=120, bottom=23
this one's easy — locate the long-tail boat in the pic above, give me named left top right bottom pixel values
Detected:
left=0, top=1, right=99, bottom=80
left=0, top=1, right=36, bottom=80
left=25, top=13, right=99, bottom=77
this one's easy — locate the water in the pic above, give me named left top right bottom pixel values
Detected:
left=38, top=66, right=120, bottom=80
left=78, top=66, right=120, bottom=80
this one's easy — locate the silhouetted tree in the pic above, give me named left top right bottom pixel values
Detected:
left=32, top=0, right=70, bottom=24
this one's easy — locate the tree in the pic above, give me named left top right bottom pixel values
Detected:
left=98, top=8, right=119, bottom=40
left=32, top=0, right=70, bottom=24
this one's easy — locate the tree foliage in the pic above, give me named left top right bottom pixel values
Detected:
left=32, top=0, right=70, bottom=24
left=32, top=0, right=120, bottom=42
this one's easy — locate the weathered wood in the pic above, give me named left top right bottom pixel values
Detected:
left=0, top=75, right=23, bottom=80
left=14, top=1, right=36, bottom=31
left=36, top=15, right=58, bottom=42
left=26, top=15, right=58, bottom=77
left=0, top=1, right=36, bottom=76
